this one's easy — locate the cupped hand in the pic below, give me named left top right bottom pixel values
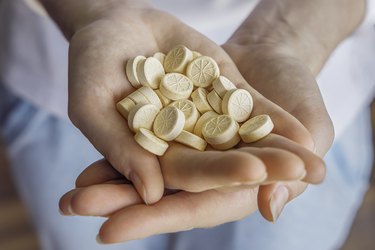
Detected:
left=67, top=3, right=320, bottom=207
left=221, top=12, right=335, bottom=221
left=60, top=132, right=324, bottom=243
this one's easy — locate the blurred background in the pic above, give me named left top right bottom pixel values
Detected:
left=0, top=103, right=374, bottom=249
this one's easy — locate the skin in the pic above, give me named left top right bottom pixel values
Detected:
left=38, top=0, right=365, bottom=244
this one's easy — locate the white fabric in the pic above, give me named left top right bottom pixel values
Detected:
left=1, top=0, right=374, bottom=139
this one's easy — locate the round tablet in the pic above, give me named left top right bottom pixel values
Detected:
left=125, top=55, right=146, bottom=88
left=239, top=115, right=274, bottom=143
left=207, top=90, right=222, bottom=114
left=134, top=128, right=169, bottom=156
left=202, top=115, right=238, bottom=145
left=175, top=130, right=207, bottom=151
left=164, top=45, right=193, bottom=73
left=153, top=52, right=166, bottom=65
left=212, top=76, right=237, bottom=98
left=159, top=73, right=193, bottom=100
left=186, top=56, right=220, bottom=87
left=153, top=106, right=185, bottom=141
left=127, top=103, right=160, bottom=132
left=193, top=111, right=219, bottom=137
left=191, top=87, right=213, bottom=113
left=222, top=89, right=253, bottom=123
left=169, top=100, right=199, bottom=132
left=116, top=97, right=136, bottom=119
left=137, top=86, right=163, bottom=109
left=137, top=57, right=165, bottom=89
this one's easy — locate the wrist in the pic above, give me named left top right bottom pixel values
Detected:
left=39, top=0, right=151, bottom=40
left=228, top=0, right=366, bottom=76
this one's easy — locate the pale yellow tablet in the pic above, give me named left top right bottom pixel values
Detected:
left=127, top=103, right=160, bottom=132
left=116, top=97, right=136, bottom=119
left=153, top=52, right=166, bottom=65
left=137, top=86, right=163, bottom=110
left=169, top=100, right=199, bottom=132
left=126, top=55, right=146, bottom=88
left=239, top=115, right=274, bottom=143
left=222, top=89, right=253, bottom=123
left=137, top=57, right=165, bottom=89
left=155, top=89, right=171, bottom=106
left=207, top=90, right=223, bottom=114
left=191, top=87, right=213, bottom=113
left=159, top=73, right=193, bottom=100
left=210, top=133, right=241, bottom=150
left=153, top=106, right=185, bottom=141
left=202, top=115, right=238, bottom=145
left=186, top=56, right=220, bottom=87
left=212, top=76, right=237, bottom=98
left=175, top=130, right=207, bottom=151
left=127, top=89, right=150, bottom=105
left=164, top=45, right=193, bottom=73
left=134, top=128, right=169, bottom=156
left=193, top=111, right=219, bottom=137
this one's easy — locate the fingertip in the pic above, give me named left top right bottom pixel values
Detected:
left=59, top=189, right=79, bottom=216
left=304, top=158, right=326, bottom=184
left=227, top=151, right=267, bottom=185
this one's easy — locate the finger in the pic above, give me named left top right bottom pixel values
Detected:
left=160, top=143, right=267, bottom=192
left=240, top=133, right=326, bottom=184
left=237, top=147, right=306, bottom=183
left=68, top=25, right=164, bottom=204
left=257, top=181, right=308, bottom=222
left=98, top=188, right=259, bottom=243
left=59, top=184, right=143, bottom=216
left=75, top=159, right=124, bottom=188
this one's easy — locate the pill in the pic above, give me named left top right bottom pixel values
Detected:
left=134, top=128, right=169, bottom=156
left=127, top=103, right=160, bottom=132
left=186, top=56, right=220, bottom=87
left=192, top=51, right=202, bottom=59
left=137, top=57, right=165, bottom=89
left=193, top=110, right=219, bottom=137
left=159, top=73, right=193, bottom=100
left=169, top=100, right=199, bottom=132
left=153, top=52, right=166, bottom=65
left=126, top=55, right=146, bottom=88
left=210, top=133, right=241, bottom=151
left=191, top=87, right=213, bottom=113
left=127, top=89, right=150, bottom=105
left=116, top=97, right=136, bottom=119
left=222, top=89, right=253, bottom=123
left=239, top=115, right=274, bottom=143
left=207, top=89, right=223, bottom=114
left=164, top=45, right=193, bottom=73
left=175, top=130, right=207, bottom=151
left=212, top=76, right=237, bottom=98
left=202, top=115, right=239, bottom=145
left=155, top=89, right=171, bottom=106
left=137, top=86, right=163, bottom=109
left=153, top=106, right=185, bottom=141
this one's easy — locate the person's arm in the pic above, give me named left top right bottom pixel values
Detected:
left=223, top=0, right=366, bottom=221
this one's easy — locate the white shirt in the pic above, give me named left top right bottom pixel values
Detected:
left=0, top=0, right=374, bottom=139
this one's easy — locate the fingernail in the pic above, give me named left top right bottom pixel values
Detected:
left=67, top=204, right=76, bottom=216
left=269, top=185, right=289, bottom=223
left=130, top=172, right=148, bottom=205
left=96, top=235, right=104, bottom=244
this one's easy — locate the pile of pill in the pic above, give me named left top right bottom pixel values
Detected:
left=117, top=45, right=274, bottom=156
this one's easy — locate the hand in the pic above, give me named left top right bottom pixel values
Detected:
left=221, top=0, right=337, bottom=221
left=60, top=133, right=324, bottom=243
left=65, top=2, right=320, bottom=206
